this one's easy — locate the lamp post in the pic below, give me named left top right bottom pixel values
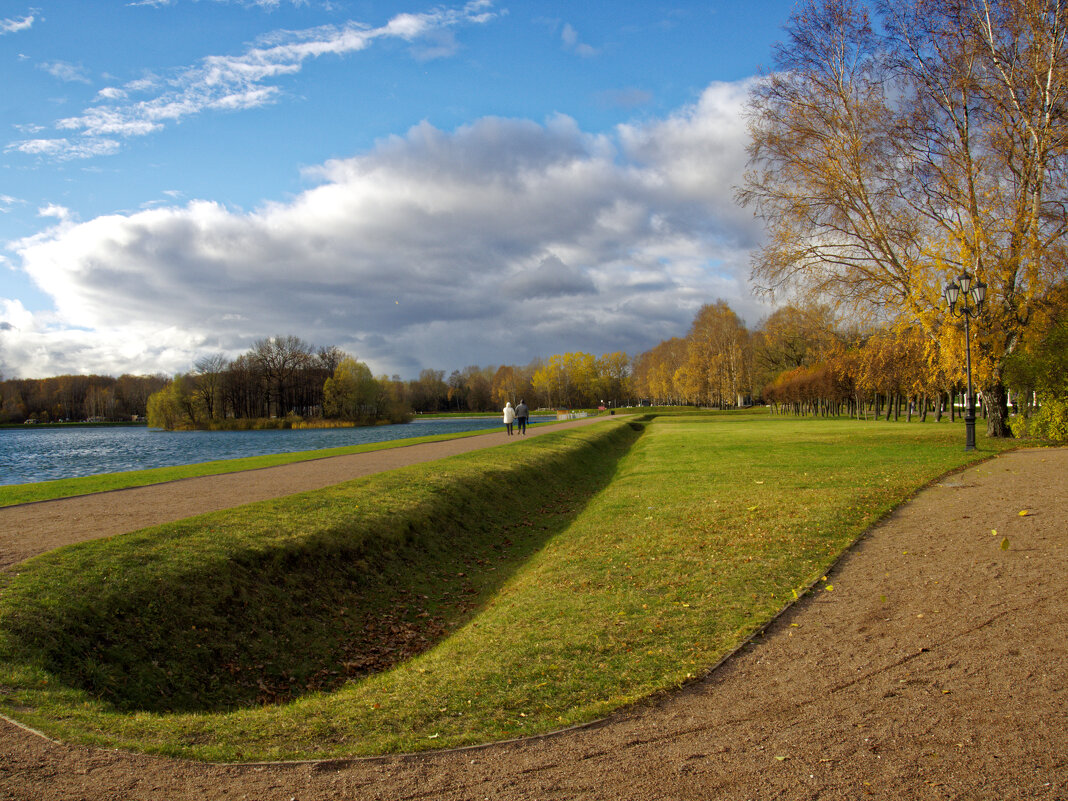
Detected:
left=943, top=269, right=987, bottom=450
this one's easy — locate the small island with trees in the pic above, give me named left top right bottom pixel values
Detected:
left=144, top=337, right=412, bottom=431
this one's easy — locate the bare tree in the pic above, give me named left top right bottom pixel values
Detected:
left=193, top=353, right=228, bottom=421
left=316, top=346, right=346, bottom=374
left=251, top=335, right=313, bottom=417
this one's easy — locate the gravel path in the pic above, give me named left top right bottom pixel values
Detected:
left=1, top=440, right=1065, bottom=800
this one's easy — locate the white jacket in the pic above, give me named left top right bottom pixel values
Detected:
left=503, top=403, right=516, bottom=423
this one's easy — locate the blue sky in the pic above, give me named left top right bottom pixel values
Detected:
left=1, top=0, right=798, bottom=379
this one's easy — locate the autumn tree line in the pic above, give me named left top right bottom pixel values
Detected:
left=142, top=336, right=641, bottom=430
left=5, top=293, right=1064, bottom=438
left=146, top=292, right=1067, bottom=433
left=0, top=373, right=167, bottom=424
left=634, top=300, right=1068, bottom=433
left=0, top=336, right=638, bottom=428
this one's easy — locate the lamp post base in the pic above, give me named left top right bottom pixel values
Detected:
left=964, top=414, right=977, bottom=451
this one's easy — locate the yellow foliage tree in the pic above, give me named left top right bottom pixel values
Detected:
left=683, top=301, right=752, bottom=407
left=323, top=357, right=378, bottom=421
left=631, top=338, right=688, bottom=405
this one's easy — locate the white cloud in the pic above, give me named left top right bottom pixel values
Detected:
left=39, top=61, right=92, bottom=83
left=561, top=22, right=599, bottom=57
left=0, top=299, right=203, bottom=378
left=37, top=204, right=72, bottom=220
left=12, top=2, right=499, bottom=161
left=5, top=80, right=768, bottom=379
left=5, top=137, right=122, bottom=161
left=0, top=13, right=35, bottom=35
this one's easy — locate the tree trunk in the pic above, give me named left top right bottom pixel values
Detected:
left=983, top=382, right=1012, bottom=438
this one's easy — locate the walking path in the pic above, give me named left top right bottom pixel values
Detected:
left=1, top=440, right=1065, bottom=800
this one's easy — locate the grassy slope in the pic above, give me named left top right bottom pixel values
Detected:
left=0, top=413, right=1009, bottom=761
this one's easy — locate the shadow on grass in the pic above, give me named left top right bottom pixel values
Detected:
left=0, top=422, right=644, bottom=714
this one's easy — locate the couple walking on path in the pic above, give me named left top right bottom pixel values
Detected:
left=503, top=399, right=529, bottom=435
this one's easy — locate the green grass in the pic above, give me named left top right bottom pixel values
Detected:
left=0, top=425, right=509, bottom=508
left=0, top=412, right=1011, bottom=761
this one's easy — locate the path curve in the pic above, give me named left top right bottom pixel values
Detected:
left=0, top=415, right=613, bottom=571
left=1, top=444, right=1066, bottom=799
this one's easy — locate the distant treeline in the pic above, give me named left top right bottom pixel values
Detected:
left=0, top=373, right=167, bottom=424
left=144, top=336, right=640, bottom=430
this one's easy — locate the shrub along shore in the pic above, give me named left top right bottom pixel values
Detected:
left=0, top=411, right=1009, bottom=761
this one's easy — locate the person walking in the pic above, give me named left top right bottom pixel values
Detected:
left=515, top=399, right=529, bottom=435
left=503, top=401, right=516, bottom=435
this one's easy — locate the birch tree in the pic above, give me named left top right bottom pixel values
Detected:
left=683, top=301, right=752, bottom=407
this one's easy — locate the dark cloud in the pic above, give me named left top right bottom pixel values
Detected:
left=505, top=255, right=596, bottom=300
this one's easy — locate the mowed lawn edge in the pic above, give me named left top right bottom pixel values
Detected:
left=0, top=413, right=1011, bottom=761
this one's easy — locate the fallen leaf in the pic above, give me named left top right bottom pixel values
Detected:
left=1000, top=537, right=1010, bottom=551
left=775, top=755, right=788, bottom=761
left=991, top=529, right=997, bottom=536
left=1019, top=510, right=1032, bottom=516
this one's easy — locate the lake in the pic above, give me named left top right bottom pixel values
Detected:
left=0, top=417, right=553, bottom=486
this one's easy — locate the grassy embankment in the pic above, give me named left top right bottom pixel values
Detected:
left=0, top=411, right=1010, bottom=761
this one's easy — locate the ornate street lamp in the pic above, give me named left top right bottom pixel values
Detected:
left=943, top=268, right=987, bottom=450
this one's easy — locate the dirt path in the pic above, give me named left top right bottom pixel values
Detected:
left=0, top=416, right=611, bottom=571
left=2, top=444, right=1066, bottom=800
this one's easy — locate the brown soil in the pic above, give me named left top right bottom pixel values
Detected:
left=1, top=436, right=1065, bottom=800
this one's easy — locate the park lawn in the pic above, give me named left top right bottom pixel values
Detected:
left=0, top=412, right=1010, bottom=761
